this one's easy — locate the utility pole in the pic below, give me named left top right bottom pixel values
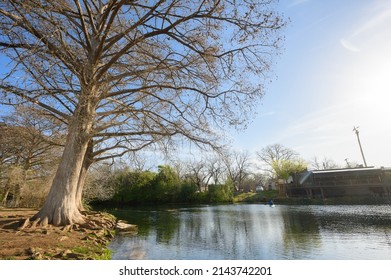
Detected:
left=353, top=126, right=367, bottom=167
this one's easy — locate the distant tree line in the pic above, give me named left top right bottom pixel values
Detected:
left=84, top=145, right=309, bottom=206
left=86, top=165, right=234, bottom=206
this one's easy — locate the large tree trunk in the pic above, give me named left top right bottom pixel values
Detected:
left=76, top=140, right=94, bottom=212
left=33, top=102, right=95, bottom=226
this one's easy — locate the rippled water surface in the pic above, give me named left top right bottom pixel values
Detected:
left=108, top=204, right=391, bottom=259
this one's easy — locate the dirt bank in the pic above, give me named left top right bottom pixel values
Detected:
left=0, top=208, right=117, bottom=260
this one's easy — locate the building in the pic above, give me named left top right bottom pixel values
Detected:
left=284, top=167, right=391, bottom=199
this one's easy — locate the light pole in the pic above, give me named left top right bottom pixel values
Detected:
left=353, top=126, right=367, bottom=167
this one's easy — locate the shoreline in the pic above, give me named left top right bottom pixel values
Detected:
left=0, top=208, right=117, bottom=260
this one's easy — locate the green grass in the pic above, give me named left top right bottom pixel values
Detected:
left=233, top=190, right=278, bottom=203
left=69, top=244, right=112, bottom=260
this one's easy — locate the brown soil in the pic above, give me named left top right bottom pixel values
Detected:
left=0, top=207, right=117, bottom=260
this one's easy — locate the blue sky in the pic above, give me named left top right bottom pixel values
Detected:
left=1, top=0, right=391, bottom=169
left=231, top=0, right=391, bottom=168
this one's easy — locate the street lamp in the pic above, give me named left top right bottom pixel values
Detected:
left=353, top=126, right=367, bottom=167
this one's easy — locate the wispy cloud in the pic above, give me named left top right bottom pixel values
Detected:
left=351, top=9, right=391, bottom=37
left=340, top=8, right=391, bottom=52
left=340, top=38, right=360, bottom=52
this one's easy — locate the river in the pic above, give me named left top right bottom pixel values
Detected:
left=107, top=204, right=391, bottom=259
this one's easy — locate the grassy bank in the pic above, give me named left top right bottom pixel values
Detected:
left=233, top=190, right=278, bottom=204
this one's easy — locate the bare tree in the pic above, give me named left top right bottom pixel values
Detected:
left=257, top=144, right=299, bottom=168
left=205, top=155, right=226, bottom=186
left=183, top=158, right=211, bottom=192
left=0, top=1, right=285, bottom=225
left=257, top=143, right=307, bottom=180
left=222, top=150, right=253, bottom=192
left=0, top=106, right=63, bottom=207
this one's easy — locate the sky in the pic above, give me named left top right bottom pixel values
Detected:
left=1, top=0, right=391, bottom=169
left=230, top=0, right=391, bottom=168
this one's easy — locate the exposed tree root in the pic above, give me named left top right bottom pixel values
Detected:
left=18, top=218, right=30, bottom=230
left=17, top=211, right=117, bottom=232
left=31, top=208, right=86, bottom=227
left=17, top=217, right=48, bottom=230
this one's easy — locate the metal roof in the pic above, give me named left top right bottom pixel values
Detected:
left=311, top=166, right=391, bottom=174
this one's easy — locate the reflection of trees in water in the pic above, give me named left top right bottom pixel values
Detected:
left=153, top=210, right=181, bottom=243
left=137, top=205, right=269, bottom=259
left=173, top=205, right=284, bottom=259
left=280, top=209, right=322, bottom=257
left=112, top=205, right=323, bottom=259
left=109, top=207, right=182, bottom=240
left=160, top=207, right=234, bottom=257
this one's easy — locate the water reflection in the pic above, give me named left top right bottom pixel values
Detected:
left=280, top=207, right=322, bottom=259
left=108, top=204, right=391, bottom=259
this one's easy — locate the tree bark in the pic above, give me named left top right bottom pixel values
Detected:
left=76, top=139, right=94, bottom=212
left=33, top=103, right=95, bottom=226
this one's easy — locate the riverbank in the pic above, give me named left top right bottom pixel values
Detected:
left=0, top=208, right=117, bottom=260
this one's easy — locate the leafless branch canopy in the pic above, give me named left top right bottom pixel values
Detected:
left=257, top=143, right=299, bottom=169
left=0, top=0, right=286, bottom=158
